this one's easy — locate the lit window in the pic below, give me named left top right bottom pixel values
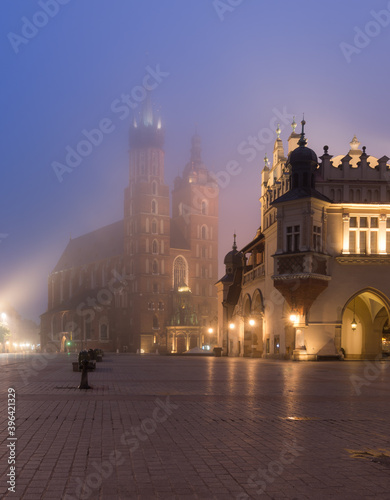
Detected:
left=360, top=217, right=368, bottom=228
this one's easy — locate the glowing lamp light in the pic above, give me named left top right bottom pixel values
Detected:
left=249, top=319, right=255, bottom=327
left=208, top=328, right=213, bottom=334
left=289, top=314, right=298, bottom=324
left=351, top=318, right=357, bottom=331
left=229, top=323, right=235, bottom=330
left=1, top=312, right=6, bottom=321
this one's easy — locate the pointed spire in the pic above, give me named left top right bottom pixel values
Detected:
left=190, top=133, right=202, bottom=164
left=276, top=123, right=281, bottom=139
left=142, top=91, right=154, bottom=126
left=233, top=233, right=237, bottom=251
left=298, top=117, right=307, bottom=147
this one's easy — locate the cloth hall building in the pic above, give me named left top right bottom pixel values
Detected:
left=217, top=120, right=390, bottom=360
left=40, top=99, right=218, bottom=353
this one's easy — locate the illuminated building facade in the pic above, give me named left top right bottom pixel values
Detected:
left=41, top=98, right=218, bottom=353
left=217, top=120, right=390, bottom=360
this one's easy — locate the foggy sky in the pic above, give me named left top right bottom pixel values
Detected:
left=1, top=0, right=390, bottom=321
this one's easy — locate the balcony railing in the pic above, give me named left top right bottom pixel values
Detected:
left=243, top=263, right=265, bottom=284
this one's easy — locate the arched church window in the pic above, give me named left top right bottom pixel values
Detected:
left=152, top=219, right=157, bottom=234
left=152, top=260, right=158, bottom=274
left=152, top=240, right=158, bottom=254
left=173, top=256, right=188, bottom=288
left=201, top=200, right=208, bottom=215
left=201, top=225, right=207, bottom=240
left=151, top=200, right=157, bottom=214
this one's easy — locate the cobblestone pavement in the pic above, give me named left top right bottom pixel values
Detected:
left=1, top=353, right=390, bottom=499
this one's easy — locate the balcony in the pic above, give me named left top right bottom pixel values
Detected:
left=273, top=252, right=330, bottom=279
left=243, top=263, right=265, bottom=284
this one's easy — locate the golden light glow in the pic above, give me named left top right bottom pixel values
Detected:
left=249, top=319, right=255, bottom=327
left=289, top=314, right=298, bottom=324
left=351, top=319, right=357, bottom=331
left=229, top=323, right=235, bottom=330
left=208, top=327, right=213, bottom=334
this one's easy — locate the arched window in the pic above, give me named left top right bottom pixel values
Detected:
left=201, top=225, right=207, bottom=240
left=146, top=218, right=150, bottom=233
left=151, top=219, right=157, bottom=234
left=100, top=322, right=109, bottom=340
left=201, top=200, right=208, bottom=215
left=152, top=181, right=157, bottom=195
left=173, top=256, right=188, bottom=288
left=151, top=200, right=157, bottom=214
left=153, top=315, right=159, bottom=330
left=152, top=240, right=158, bottom=254
left=152, top=260, right=158, bottom=274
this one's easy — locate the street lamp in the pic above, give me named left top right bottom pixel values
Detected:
left=351, top=298, right=357, bottom=331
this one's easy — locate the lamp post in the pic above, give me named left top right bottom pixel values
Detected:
left=228, top=322, right=235, bottom=356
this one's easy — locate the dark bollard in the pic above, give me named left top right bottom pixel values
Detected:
left=78, top=359, right=91, bottom=390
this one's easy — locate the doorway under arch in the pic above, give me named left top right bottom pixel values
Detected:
left=341, top=289, right=390, bottom=359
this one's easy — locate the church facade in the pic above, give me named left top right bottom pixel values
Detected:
left=40, top=99, right=218, bottom=353
left=217, top=120, right=390, bottom=360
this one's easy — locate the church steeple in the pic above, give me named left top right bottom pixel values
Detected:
left=129, top=93, right=164, bottom=149
left=190, top=133, right=202, bottom=165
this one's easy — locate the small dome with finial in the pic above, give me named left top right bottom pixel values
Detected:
left=224, top=233, right=243, bottom=274
left=289, top=119, right=318, bottom=165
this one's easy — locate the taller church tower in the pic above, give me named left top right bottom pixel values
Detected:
left=124, top=95, right=171, bottom=351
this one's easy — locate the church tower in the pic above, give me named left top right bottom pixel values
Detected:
left=124, top=95, right=171, bottom=351
left=171, top=134, right=219, bottom=340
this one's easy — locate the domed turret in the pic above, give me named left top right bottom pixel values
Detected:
left=224, top=234, right=243, bottom=275
left=288, top=119, right=318, bottom=190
